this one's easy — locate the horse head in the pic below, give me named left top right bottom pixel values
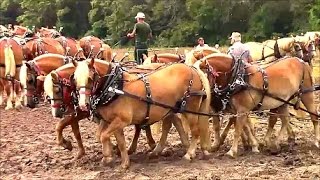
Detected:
left=72, top=58, right=111, bottom=111
left=44, top=64, right=76, bottom=118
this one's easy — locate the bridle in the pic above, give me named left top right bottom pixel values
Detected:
left=77, top=67, right=100, bottom=97
left=47, top=72, right=78, bottom=114
left=25, top=61, right=43, bottom=104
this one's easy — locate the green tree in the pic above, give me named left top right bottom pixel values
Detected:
left=17, top=0, right=57, bottom=27
left=309, top=0, right=320, bottom=30
left=56, top=0, right=91, bottom=38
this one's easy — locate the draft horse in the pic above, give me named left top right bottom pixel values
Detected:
left=72, top=59, right=212, bottom=169
left=0, top=37, right=24, bottom=109
left=195, top=53, right=319, bottom=157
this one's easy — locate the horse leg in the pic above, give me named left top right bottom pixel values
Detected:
left=149, top=117, right=173, bottom=157
left=244, top=117, right=259, bottom=153
left=0, top=80, right=4, bottom=106
left=301, top=93, right=320, bottom=148
left=100, top=117, right=128, bottom=167
left=273, top=105, right=291, bottom=152
left=183, top=114, right=200, bottom=161
left=145, top=125, right=156, bottom=151
left=56, top=115, right=74, bottom=151
left=172, top=114, right=190, bottom=148
left=226, top=114, right=246, bottom=158
left=113, top=129, right=130, bottom=169
left=70, top=117, right=85, bottom=160
left=4, top=80, right=13, bottom=110
left=127, top=125, right=142, bottom=155
left=264, top=111, right=277, bottom=149
left=211, top=115, right=222, bottom=151
left=220, top=117, right=235, bottom=145
left=13, top=81, right=22, bottom=109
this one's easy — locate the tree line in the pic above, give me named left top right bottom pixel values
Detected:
left=1, top=0, right=319, bottom=47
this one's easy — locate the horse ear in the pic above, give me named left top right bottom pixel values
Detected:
left=89, top=57, right=95, bottom=68
left=72, top=59, right=78, bottom=67
left=51, top=72, right=59, bottom=83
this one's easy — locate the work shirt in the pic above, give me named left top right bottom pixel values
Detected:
left=227, top=42, right=252, bottom=63
left=133, top=22, right=152, bottom=44
left=195, top=44, right=209, bottom=50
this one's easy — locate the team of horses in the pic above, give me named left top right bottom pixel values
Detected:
left=1, top=25, right=320, bottom=169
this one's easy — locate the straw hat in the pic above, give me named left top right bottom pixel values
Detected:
left=135, top=12, right=145, bottom=19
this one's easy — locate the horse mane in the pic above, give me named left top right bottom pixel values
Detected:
left=276, top=37, right=295, bottom=50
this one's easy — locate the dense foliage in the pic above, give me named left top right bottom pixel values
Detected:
left=1, top=0, right=319, bottom=47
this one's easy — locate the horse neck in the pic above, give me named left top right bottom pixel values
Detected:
left=33, top=56, right=65, bottom=74
left=93, top=61, right=111, bottom=76
left=57, top=66, right=75, bottom=79
left=278, top=38, right=294, bottom=53
left=207, top=56, right=234, bottom=86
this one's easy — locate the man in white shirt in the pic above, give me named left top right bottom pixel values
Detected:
left=195, top=37, right=209, bottom=50
left=227, top=32, right=252, bottom=63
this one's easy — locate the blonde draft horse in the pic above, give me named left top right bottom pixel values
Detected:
left=72, top=59, right=212, bottom=169
left=19, top=53, right=70, bottom=108
left=197, top=53, right=319, bottom=157
left=22, top=37, right=65, bottom=61
left=70, top=59, right=192, bottom=157
left=0, top=38, right=24, bottom=109
left=42, top=60, right=177, bottom=161
left=263, top=37, right=304, bottom=59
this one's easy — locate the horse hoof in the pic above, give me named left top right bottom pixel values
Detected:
left=226, top=150, right=237, bottom=158
left=252, top=147, right=260, bottom=154
left=73, top=150, right=85, bottom=160
left=149, top=144, right=156, bottom=151
left=120, top=161, right=130, bottom=170
left=15, top=104, right=22, bottom=109
left=5, top=105, right=13, bottom=110
left=182, top=153, right=192, bottom=161
left=148, top=151, right=159, bottom=159
left=102, top=157, right=114, bottom=166
left=200, top=150, right=211, bottom=160
left=63, top=140, right=73, bottom=151
left=211, top=144, right=220, bottom=152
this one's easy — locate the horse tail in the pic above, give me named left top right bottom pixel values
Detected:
left=4, top=44, right=16, bottom=78
left=192, top=60, right=212, bottom=151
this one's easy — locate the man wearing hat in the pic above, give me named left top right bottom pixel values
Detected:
left=127, top=12, right=152, bottom=64
left=227, top=32, right=252, bottom=63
